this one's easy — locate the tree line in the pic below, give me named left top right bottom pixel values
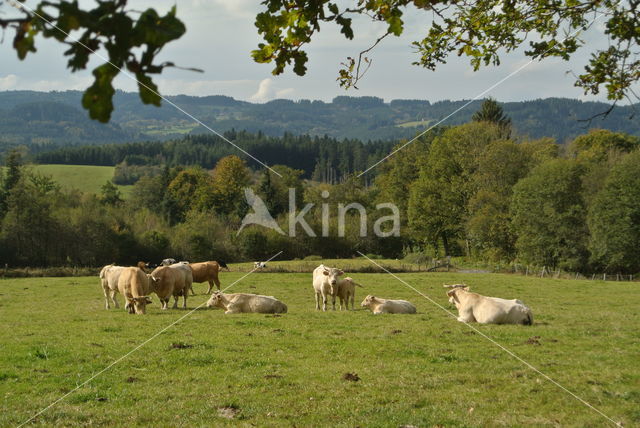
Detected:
left=2, top=100, right=639, bottom=273
left=35, top=130, right=396, bottom=184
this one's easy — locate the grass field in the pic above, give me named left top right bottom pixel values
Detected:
left=1, top=267, right=638, bottom=427
left=28, top=164, right=133, bottom=198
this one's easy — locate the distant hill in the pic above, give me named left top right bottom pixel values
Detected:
left=0, top=90, right=638, bottom=150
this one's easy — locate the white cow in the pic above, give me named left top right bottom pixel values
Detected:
left=312, top=264, right=344, bottom=311
left=254, top=261, right=267, bottom=269
left=161, top=258, right=177, bottom=266
left=336, top=277, right=363, bottom=310
left=444, top=284, right=533, bottom=325
left=361, top=295, right=417, bottom=314
left=168, top=262, right=194, bottom=302
left=206, top=291, right=287, bottom=314
left=99, top=264, right=125, bottom=309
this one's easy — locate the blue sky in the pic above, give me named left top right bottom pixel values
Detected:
left=0, top=1, right=632, bottom=104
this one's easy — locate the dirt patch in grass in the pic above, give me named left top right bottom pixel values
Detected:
left=525, top=336, right=541, bottom=345
left=343, top=372, right=360, bottom=382
left=170, top=342, right=193, bottom=350
left=126, top=376, right=138, bottom=383
left=264, top=374, right=283, bottom=379
left=217, top=406, right=240, bottom=419
left=390, top=329, right=402, bottom=334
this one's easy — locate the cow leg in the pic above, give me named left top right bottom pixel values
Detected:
left=331, top=294, right=336, bottom=311
left=190, top=283, right=195, bottom=296
left=206, top=281, right=213, bottom=294
left=183, top=293, right=188, bottom=309
left=322, top=293, right=328, bottom=311
left=172, top=295, right=179, bottom=309
left=315, top=292, right=320, bottom=310
left=110, top=290, right=119, bottom=308
left=102, top=286, right=110, bottom=309
left=213, top=275, right=221, bottom=291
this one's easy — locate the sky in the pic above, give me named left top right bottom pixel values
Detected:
left=0, top=0, right=633, bottom=104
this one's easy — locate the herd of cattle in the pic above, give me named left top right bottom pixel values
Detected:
left=98, top=261, right=533, bottom=325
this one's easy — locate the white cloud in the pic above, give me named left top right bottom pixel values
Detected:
left=0, top=74, right=18, bottom=90
left=248, top=78, right=294, bottom=102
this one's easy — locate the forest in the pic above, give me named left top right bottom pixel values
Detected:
left=0, top=100, right=638, bottom=274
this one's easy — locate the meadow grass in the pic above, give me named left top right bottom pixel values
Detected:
left=0, top=270, right=638, bottom=427
left=28, top=164, right=133, bottom=198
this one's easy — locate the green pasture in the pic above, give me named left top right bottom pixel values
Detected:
left=0, top=269, right=638, bottom=427
left=29, top=164, right=132, bottom=197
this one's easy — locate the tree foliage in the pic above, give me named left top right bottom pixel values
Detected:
left=1, top=1, right=187, bottom=122
left=254, top=1, right=640, bottom=103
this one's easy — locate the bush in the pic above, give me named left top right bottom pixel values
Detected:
left=303, top=255, right=323, bottom=261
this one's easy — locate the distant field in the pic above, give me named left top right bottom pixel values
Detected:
left=396, top=119, right=433, bottom=128
left=0, top=269, right=637, bottom=426
left=30, top=164, right=133, bottom=197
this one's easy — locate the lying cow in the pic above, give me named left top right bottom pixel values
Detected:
left=206, top=291, right=287, bottom=314
left=99, top=264, right=125, bottom=309
left=312, top=264, right=344, bottom=311
left=337, top=277, right=363, bottom=311
left=188, top=261, right=222, bottom=294
left=150, top=265, right=191, bottom=310
left=361, top=295, right=416, bottom=314
left=444, top=284, right=533, bottom=325
left=254, top=261, right=267, bottom=269
left=117, top=267, right=154, bottom=314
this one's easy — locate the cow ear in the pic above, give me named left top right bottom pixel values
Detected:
left=446, top=290, right=455, bottom=297
left=323, top=270, right=329, bottom=275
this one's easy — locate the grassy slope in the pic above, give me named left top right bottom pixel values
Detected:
left=0, top=269, right=638, bottom=427
left=30, top=164, right=133, bottom=197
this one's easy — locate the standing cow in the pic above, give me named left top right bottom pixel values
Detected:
left=188, top=261, right=222, bottom=294
left=99, top=264, right=125, bottom=309
left=117, top=267, right=154, bottom=315
left=312, top=264, right=344, bottom=311
left=150, top=265, right=191, bottom=310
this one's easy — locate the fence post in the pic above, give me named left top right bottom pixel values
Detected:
left=525, top=266, right=529, bottom=276
left=541, top=266, right=546, bottom=278
left=603, top=273, right=606, bottom=281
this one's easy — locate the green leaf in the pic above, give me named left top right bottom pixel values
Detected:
left=136, top=73, right=162, bottom=106
left=81, top=64, right=118, bottom=122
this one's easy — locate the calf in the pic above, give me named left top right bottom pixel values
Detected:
left=117, top=267, right=154, bottom=314
left=444, top=284, right=533, bottom=325
left=206, top=291, right=287, bottom=314
left=312, top=264, right=344, bottom=311
left=361, top=295, right=416, bottom=314
left=99, top=264, right=125, bottom=309
left=337, top=277, right=363, bottom=310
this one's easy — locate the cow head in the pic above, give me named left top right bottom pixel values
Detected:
left=323, top=267, right=344, bottom=294
left=127, top=296, right=153, bottom=314
left=206, top=291, right=224, bottom=309
left=444, top=284, right=468, bottom=308
left=361, top=295, right=376, bottom=308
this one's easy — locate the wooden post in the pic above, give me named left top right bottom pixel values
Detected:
left=525, top=266, right=529, bottom=276
left=603, top=273, right=606, bottom=281
left=575, top=273, right=579, bottom=280
left=591, top=274, right=596, bottom=280
left=541, top=266, right=546, bottom=278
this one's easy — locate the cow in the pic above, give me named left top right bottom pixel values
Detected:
left=166, top=262, right=194, bottom=300
left=150, top=265, right=191, bottom=310
left=336, top=277, right=364, bottom=310
left=117, top=267, right=154, bottom=315
left=188, top=261, right=222, bottom=294
left=137, top=261, right=150, bottom=273
left=312, top=264, right=344, bottom=311
left=254, top=261, right=267, bottom=269
left=444, top=284, right=533, bottom=325
left=99, top=264, right=125, bottom=309
left=218, top=260, right=229, bottom=271
left=206, top=291, right=287, bottom=314
left=161, top=258, right=177, bottom=266
left=361, top=295, right=417, bottom=314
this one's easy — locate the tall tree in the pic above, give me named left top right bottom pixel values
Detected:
left=511, top=159, right=589, bottom=270
left=408, top=122, right=504, bottom=255
left=587, top=151, right=640, bottom=273
left=472, top=98, right=511, bottom=136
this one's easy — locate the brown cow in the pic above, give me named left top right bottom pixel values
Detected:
left=150, top=265, right=191, bottom=310
left=188, top=261, right=222, bottom=294
left=117, top=267, right=154, bottom=315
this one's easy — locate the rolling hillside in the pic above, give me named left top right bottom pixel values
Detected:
left=0, top=91, right=638, bottom=149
